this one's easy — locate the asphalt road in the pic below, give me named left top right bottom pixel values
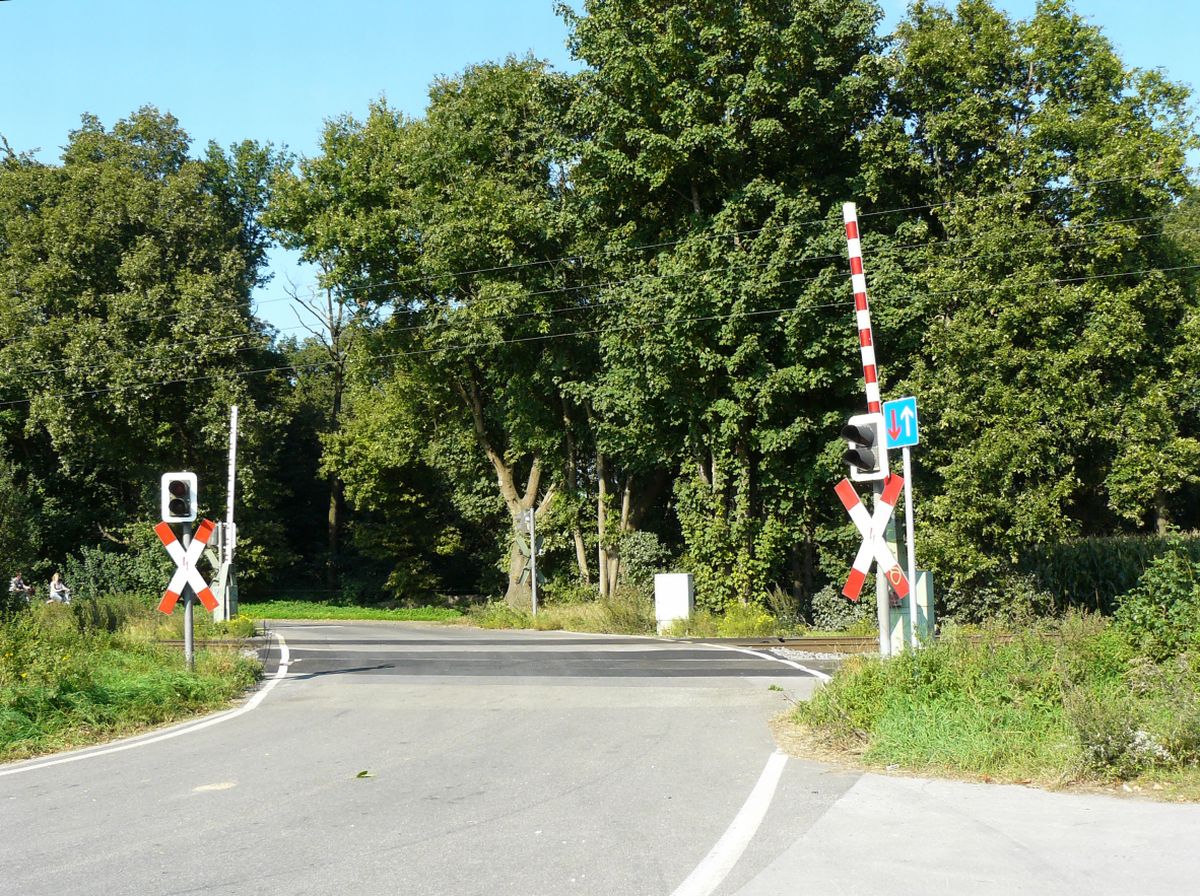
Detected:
left=0, top=622, right=852, bottom=896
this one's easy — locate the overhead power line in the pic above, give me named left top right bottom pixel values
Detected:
left=1, top=260, right=1197, bottom=410
left=8, top=221, right=1197, bottom=383
left=3, top=203, right=1183, bottom=365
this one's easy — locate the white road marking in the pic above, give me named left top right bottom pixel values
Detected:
left=696, top=642, right=832, bottom=682
left=669, top=749, right=790, bottom=896
left=0, top=633, right=290, bottom=778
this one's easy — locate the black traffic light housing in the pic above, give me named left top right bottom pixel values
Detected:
left=841, top=412, right=889, bottom=482
left=160, top=472, right=198, bottom=522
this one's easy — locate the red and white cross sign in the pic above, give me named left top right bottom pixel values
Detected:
left=835, top=474, right=910, bottom=602
left=154, top=519, right=219, bottom=614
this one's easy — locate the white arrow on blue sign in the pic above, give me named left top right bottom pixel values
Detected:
left=883, top=396, right=919, bottom=449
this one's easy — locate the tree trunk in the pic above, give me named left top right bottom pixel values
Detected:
left=1155, top=493, right=1172, bottom=535
left=327, top=474, right=344, bottom=594
left=501, top=458, right=551, bottom=611
left=597, top=451, right=612, bottom=600
left=326, top=379, right=345, bottom=595
left=453, top=373, right=553, bottom=611
left=562, top=402, right=590, bottom=585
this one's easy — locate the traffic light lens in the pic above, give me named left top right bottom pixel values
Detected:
left=168, top=498, right=188, bottom=516
left=169, top=480, right=189, bottom=498
left=841, top=412, right=888, bottom=482
left=843, top=446, right=877, bottom=469
left=840, top=423, right=877, bottom=446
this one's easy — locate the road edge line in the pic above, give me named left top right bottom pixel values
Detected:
left=669, top=749, right=790, bottom=896
left=0, top=632, right=290, bottom=778
left=696, top=642, right=832, bottom=682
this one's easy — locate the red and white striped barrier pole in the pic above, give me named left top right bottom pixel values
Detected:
left=842, top=202, right=895, bottom=653
left=843, top=203, right=881, bottom=414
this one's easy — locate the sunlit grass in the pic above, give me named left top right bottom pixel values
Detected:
left=239, top=600, right=461, bottom=622
left=788, top=614, right=1200, bottom=794
left=1, top=602, right=261, bottom=762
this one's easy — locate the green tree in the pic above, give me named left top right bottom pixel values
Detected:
left=269, top=59, right=585, bottom=607
left=0, top=108, right=288, bottom=583
left=561, top=0, right=893, bottom=606
left=881, top=0, right=1199, bottom=596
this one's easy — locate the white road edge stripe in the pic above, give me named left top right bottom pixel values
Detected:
left=669, top=749, right=790, bottom=896
left=0, top=633, right=290, bottom=778
left=696, top=641, right=833, bottom=682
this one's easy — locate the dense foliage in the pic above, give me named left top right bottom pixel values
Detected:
left=0, top=0, right=1197, bottom=621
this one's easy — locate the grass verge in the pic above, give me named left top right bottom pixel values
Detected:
left=1, top=600, right=261, bottom=763
left=785, top=612, right=1200, bottom=799
left=240, top=600, right=462, bottom=622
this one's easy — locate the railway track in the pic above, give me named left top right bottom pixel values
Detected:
left=702, top=635, right=878, bottom=654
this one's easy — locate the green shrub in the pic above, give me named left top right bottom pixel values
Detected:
left=665, top=609, right=720, bottom=638
left=63, top=532, right=173, bottom=602
left=1053, top=612, right=1133, bottom=686
left=716, top=601, right=777, bottom=637
left=70, top=593, right=157, bottom=634
left=467, top=601, right=534, bottom=629
left=619, top=530, right=671, bottom=588
left=799, top=620, right=1072, bottom=775
left=541, top=579, right=597, bottom=605
left=763, top=585, right=802, bottom=628
left=1, top=585, right=30, bottom=619
left=940, top=573, right=1057, bottom=624
left=796, top=612, right=1200, bottom=782
left=1021, top=534, right=1200, bottom=614
left=1062, top=682, right=1155, bottom=778
left=1124, top=653, right=1200, bottom=768
left=1114, top=545, right=1200, bottom=660
left=810, top=584, right=875, bottom=632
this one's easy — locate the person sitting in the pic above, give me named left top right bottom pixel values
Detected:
left=9, top=571, right=33, bottom=604
left=48, top=572, right=71, bottom=605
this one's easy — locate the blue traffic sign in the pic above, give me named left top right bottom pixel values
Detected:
left=883, top=396, right=919, bottom=449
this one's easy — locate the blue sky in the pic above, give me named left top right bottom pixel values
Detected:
left=1, top=0, right=1195, bottom=332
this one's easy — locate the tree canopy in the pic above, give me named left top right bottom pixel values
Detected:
left=1, top=0, right=1196, bottom=618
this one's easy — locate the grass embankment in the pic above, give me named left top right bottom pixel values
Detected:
left=1, top=597, right=261, bottom=762
left=789, top=613, right=1200, bottom=797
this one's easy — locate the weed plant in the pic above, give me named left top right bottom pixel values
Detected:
left=666, top=601, right=804, bottom=638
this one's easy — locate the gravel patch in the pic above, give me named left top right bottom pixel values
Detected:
left=773, top=646, right=876, bottom=662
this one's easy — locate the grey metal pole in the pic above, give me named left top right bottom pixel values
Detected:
left=903, top=447, right=919, bottom=648
left=181, top=521, right=195, bottom=672
left=529, top=509, right=538, bottom=617
left=219, top=405, right=238, bottom=622
left=874, top=480, right=890, bottom=656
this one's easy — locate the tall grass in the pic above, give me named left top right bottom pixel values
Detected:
left=467, top=587, right=655, bottom=635
left=1, top=600, right=261, bottom=762
left=794, top=613, right=1200, bottom=784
